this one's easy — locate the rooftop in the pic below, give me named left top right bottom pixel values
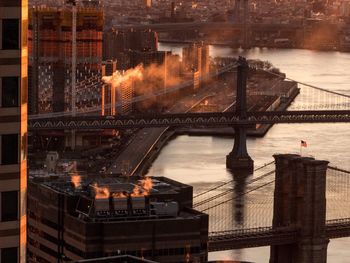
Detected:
left=29, top=174, right=195, bottom=222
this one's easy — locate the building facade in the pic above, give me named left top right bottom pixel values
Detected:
left=103, top=29, right=158, bottom=61
left=28, top=5, right=103, bottom=114
left=27, top=176, right=208, bottom=263
left=0, top=0, right=27, bottom=262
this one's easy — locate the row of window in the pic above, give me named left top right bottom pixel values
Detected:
left=1, top=19, right=19, bottom=50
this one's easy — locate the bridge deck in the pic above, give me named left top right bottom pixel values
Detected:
left=208, top=219, right=350, bottom=251
left=28, top=110, right=350, bottom=130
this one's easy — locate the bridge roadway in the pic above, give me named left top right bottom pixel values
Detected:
left=28, top=110, right=350, bottom=130
left=208, top=218, right=350, bottom=252
left=105, top=89, right=223, bottom=176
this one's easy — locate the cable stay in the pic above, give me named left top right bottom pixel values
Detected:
left=194, top=170, right=275, bottom=208
left=193, top=161, right=275, bottom=200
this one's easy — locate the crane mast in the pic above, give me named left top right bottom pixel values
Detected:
left=71, top=0, right=77, bottom=117
left=67, top=0, right=77, bottom=149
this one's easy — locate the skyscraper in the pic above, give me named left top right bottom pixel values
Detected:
left=0, top=0, right=28, bottom=262
left=28, top=6, right=103, bottom=114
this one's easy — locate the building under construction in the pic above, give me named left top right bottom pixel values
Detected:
left=182, top=42, right=210, bottom=85
left=28, top=3, right=104, bottom=114
left=27, top=175, right=209, bottom=263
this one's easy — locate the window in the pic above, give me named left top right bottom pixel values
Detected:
left=1, top=191, right=18, bottom=222
left=1, top=134, right=18, bottom=165
left=2, top=77, right=19, bottom=107
left=2, top=19, right=19, bottom=50
left=1, top=247, right=18, bottom=263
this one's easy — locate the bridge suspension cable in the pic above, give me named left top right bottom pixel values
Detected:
left=326, top=165, right=350, bottom=221
left=263, top=69, right=350, bottom=99
left=200, top=179, right=275, bottom=213
left=198, top=162, right=350, bottom=233
left=193, top=161, right=275, bottom=200
left=194, top=169, right=275, bottom=209
left=249, top=65, right=350, bottom=112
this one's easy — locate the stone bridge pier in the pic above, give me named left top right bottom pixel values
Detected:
left=270, top=154, right=329, bottom=263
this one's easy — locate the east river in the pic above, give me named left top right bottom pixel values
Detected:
left=147, top=44, right=350, bottom=262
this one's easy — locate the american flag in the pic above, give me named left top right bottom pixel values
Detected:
left=301, top=140, right=307, bottom=147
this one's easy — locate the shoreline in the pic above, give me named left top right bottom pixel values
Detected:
left=136, top=86, right=300, bottom=176
left=159, top=39, right=350, bottom=53
left=177, top=84, right=300, bottom=137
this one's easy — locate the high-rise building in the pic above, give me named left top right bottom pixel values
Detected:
left=129, top=50, right=171, bottom=68
left=182, top=43, right=210, bottom=84
left=0, top=0, right=28, bottom=262
left=101, top=60, right=117, bottom=116
left=103, top=29, right=158, bottom=61
left=27, top=175, right=208, bottom=263
left=116, top=79, right=135, bottom=115
left=28, top=6, right=103, bottom=114
left=102, top=60, right=117, bottom=77
left=182, top=43, right=202, bottom=73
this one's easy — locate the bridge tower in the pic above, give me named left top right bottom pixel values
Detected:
left=270, top=154, right=329, bottom=263
left=226, top=57, right=254, bottom=173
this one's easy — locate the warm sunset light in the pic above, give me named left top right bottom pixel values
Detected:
left=4, top=0, right=350, bottom=262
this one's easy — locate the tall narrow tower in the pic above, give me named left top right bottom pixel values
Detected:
left=0, top=0, right=28, bottom=262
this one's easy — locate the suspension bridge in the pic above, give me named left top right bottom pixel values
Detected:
left=28, top=56, right=350, bottom=172
left=27, top=57, right=350, bottom=129
left=191, top=155, right=350, bottom=262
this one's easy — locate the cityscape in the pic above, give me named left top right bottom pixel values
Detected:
left=0, top=0, right=350, bottom=263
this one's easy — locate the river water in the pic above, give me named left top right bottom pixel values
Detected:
left=148, top=44, right=350, bottom=262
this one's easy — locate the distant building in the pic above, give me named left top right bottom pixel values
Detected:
left=27, top=175, right=208, bottom=263
left=101, top=83, right=116, bottom=116
left=0, top=0, right=27, bottom=262
left=129, top=50, right=171, bottom=68
left=116, top=79, right=135, bottom=115
left=182, top=43, right=210, bottom=85
left=102, top=60, right=117, bottom=77
left=101, top=60, right=117, bottom=116
left=28, top=6, right=104, bottom=114
left=103, top=29, right=158, bottom=61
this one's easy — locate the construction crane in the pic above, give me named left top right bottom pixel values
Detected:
left=66, top=0, right=77, bottom=149
left=66, top=0, right=77, bottom=117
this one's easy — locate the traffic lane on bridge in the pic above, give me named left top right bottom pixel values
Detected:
left=105, top=84, right=230, bottom=176
left=107, top=127, right=168, bottom=176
